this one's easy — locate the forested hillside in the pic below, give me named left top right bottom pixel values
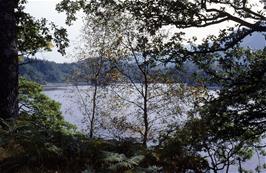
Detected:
left=19, top=59, right=77, bottom=84
left=19, top=58, right=203, bottom=85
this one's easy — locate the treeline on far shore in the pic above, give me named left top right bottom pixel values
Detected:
left=19, top=58, right=214, bottom=86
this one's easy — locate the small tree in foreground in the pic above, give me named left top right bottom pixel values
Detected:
left=78, top=5, right=205, bottom=147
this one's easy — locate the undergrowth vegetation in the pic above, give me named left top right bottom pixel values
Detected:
left=0, top=78, right=205, bottom=173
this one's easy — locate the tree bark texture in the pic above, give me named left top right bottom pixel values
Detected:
left=0, top=0, right=18, bottom=119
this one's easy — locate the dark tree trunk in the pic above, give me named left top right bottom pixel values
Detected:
left=89, top=82, right=98, bottom=138
left=143, top=96, right=148, bottom=147
left=142, top=68, right=149, bottom=147
left=0, top=0, right=18, bottom=119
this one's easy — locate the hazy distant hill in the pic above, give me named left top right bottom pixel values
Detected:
left=240, top=32, right=265, bottom=50
left=22, top=40, right=265, bottom=85
left=19, top=58, right=204, bottom=85
left=19, top=59, right=78, bottom=84
left=19, top=32, right=264, bottom=85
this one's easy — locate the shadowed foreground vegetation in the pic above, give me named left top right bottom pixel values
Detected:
left=0, top=78, right=208, bottom=173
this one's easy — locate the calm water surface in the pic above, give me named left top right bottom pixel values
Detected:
left=43, top=84, right=266, bottom=173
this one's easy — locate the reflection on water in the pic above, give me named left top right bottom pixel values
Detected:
left=44, top=85, right=86, bottom=129
left=43, top=84, right=266, bottom=173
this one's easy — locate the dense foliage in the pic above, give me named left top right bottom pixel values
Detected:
left=199, top=48, right=266, bottom=140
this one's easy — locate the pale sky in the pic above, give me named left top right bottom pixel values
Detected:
left=25, top=0, right=265, bottom=63
left=25, top=0, right=83, bottom=63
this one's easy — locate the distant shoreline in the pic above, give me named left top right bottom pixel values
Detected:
left=43, top=82, right=220, bottom=91
left=43, top=83, right=89, bottom=91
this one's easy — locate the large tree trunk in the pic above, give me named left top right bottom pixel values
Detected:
left=0, top=0, right=18, bottom=119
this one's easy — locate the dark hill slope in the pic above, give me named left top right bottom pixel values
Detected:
left=19, top=59, right=77, bottom=84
